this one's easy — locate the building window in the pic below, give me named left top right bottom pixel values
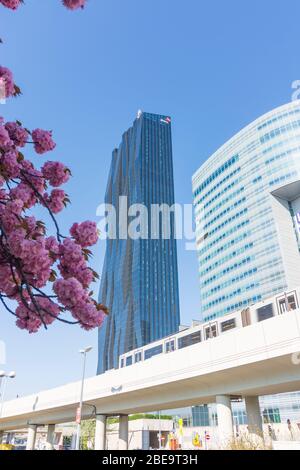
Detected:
left=178, top=331, right=201, bottom=349
left=241, top=308, right=251, bottom=327
left=263, top=408, right=281, bottom=424
left=120, top=358, right=124, bottom=368
left=205, top=323, right=218, bottom=340
left=276, top=291, right=298, bottom=314
left=144, top=344, right=163, bottom=360
left=165, top=339, right=175, bottom=353
left=135, top=351, right=142, bottom=363
left=192, top=405, right=210, bottom=427
left=126, top=356, right=133, bottom=366
left=256, top=304, right=274, bottom=322
left=221, top=318, right=236, bottom=332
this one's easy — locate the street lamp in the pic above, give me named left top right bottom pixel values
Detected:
left=0, top=371, right=16, bottom=418
left=75, top=346, right=92, bottom=450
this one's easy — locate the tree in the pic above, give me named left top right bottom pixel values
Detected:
left=80, top=419, right=96, bottom=450
left=0, top=0, right=108, bottom=333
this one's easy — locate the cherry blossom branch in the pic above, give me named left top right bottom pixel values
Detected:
left=0, top=0, right=108, bottom=333
left=20, top=170, right=64, bottom=243
left=0, top=294, right=17, bottom=317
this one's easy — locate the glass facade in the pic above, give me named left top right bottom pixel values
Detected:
left=192, top=101, right=300, bottom=427
left=192, top=101, right=300, bottom=322
left=190, top=393, right=300, bottom=427
left=97, top=112, right=180, bottom=374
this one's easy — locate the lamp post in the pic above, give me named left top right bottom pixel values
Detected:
left=75, top=346, right=92, bottom=450
left=0, top=371, right=16, bottom=418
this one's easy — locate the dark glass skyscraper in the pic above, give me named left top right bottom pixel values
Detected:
left=97, top=111, right=180, bottom=374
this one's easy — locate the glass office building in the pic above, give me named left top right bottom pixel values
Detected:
left=97, top=111, right=180, bottom=374
left=191, top=101, right=300, bottom=427
left=191, top=392, right=300, bottom=427
left=193, top=101, right=300, bottom=323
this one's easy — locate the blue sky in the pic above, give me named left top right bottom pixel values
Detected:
left=1, top=0, right=300, bottom=399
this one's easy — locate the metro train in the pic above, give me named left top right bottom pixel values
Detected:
left=119, top=287, right=300, bottom=369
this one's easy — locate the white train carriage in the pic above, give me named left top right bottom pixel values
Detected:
left=119, top=287, right=300, bottom=369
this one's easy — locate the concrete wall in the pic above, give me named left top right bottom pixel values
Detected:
left=106, top=419, right=174, bottom=450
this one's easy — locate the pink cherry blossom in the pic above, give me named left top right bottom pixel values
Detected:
left=0, top=0, right=22, bottom=10
left=5, top=121, right=28, bottom=147
left=58, top=237, right=86, bottom=280
left=62, top=0, right=86, bottom=10
left=0, top=3, right=106, bottom=334
left=20, top=165, right=45, bottom=194
left=19, top=159, right=33, bottom=172
left=0, top=212, right=17, bottom=234
left=10, top=182, right=37, bottom=208
left=44, top=189, right=66, bottom=214
left=6, top=198, right=23, bottom=215
left=37, top=297, right=60, bottom=324
left=16, top=298, right=60, bottom=333
left=1, top=150, right=20, bottom=178
left=0, top=265, right=18, bottom=297
left=72, top=266, right=94, bottom=287
left=16, top=238, right=52, bottom=288
left=72, top=301, right=105, bottom=330
left=0, top=66, right=15, bottom=98
left=0, top=188, right=7, bottom=202
left=70, top=221, right=98, bottom=247
left=0, top=124, right=12, bottom=147
left=53, top=277, right=88, bottom=309
left=16, top=304, right=42, bottom=334
left=45, top=236, right=60, bottom=259
left=0, top=197, right=24, bottom=235
left=42, top=161, right=70, bottom=187
left=32, top=129, right=56, bottom=154
left=7, top=228, right=26, bottom=258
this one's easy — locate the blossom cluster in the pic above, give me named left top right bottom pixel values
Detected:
left=0, top=66, right=16, bottom=99
left=0, top=97, right=106, bottom=333
left=62, top=0, right=86, bottom=10
left=0, top=0, right=86, bottom=10
left=0, top=0, right=106, bottom=333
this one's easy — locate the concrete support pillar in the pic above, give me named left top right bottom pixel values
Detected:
left=119, top=415, right=128, bottom=450
left=95, top=414, right=106, bottom=450
left=216, top=395, right=234, bottom=447
left=245, top=396, right=263, bottom=439
left=0, top=430, right=4, bottom=443
left=26, top=424, right=37, bottom=451
left=46, top=424, right=56, bottom=450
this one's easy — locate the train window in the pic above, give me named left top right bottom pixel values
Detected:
left=178, top=331, right=201, bottom=349
left=221, top=318, right=236, bottom=332
left=120, top=358, right=124, bottom=368
left=277, top=292, right=298, bottom=314
left=134, top=351, right=142, bottom=363
left=144, top=344, right=163, bottom=360
left=205, top=323, right=218, bottom=340
left=165, top=339, right=175, bottom=353
left=256, top=304, right=274, bottom=322
left=126, top=356, right=133, bottom=366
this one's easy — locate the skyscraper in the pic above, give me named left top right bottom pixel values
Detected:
left=191, top=101, right=300, bottom=428
left=97, top=111, right=180, bottom=374
left=193, top=101, right=300, bottom=322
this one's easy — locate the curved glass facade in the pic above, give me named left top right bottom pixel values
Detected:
left=97, top=112, right=180, bottom=374
left=193, top=101, right=300, bottom=322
